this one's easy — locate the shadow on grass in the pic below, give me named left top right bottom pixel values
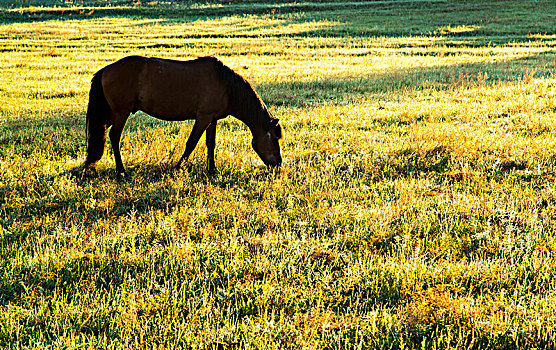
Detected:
left=257, top=50, right=555, bottom=108
left=0, top=155, right=270, bottom=229
left=1, top=1, right=464, bottom=25
left=1, top=0, right=554, bottom=45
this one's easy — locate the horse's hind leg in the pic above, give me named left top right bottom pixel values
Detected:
left=206, top=120, right=217, bottom=173
left=109, top=111, right=130, bottom=177
left=175, top=118, right=211, bottom=170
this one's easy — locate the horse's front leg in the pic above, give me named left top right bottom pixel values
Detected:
left=206, top=120, right=217, bottom=174
left=175, top=118, right=211, bottom=170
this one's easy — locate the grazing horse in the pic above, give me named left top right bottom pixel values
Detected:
left=83, top=55, right=283, bottom=176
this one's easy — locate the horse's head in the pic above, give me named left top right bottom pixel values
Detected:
left=252, top=118, right=283, bottom=168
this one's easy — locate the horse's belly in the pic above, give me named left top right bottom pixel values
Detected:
left=139, top=79, right=226, bottom=120
left=137, top=90, right=200, bottom=120
left=142, top=109, right=196, bottom=121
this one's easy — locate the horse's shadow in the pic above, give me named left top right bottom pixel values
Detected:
left=50, top=160, right=275, bottom=218
left=68, top=159, right=271, bottom=185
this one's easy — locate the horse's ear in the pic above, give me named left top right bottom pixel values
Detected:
left=275, top=123, right=284, bottom=140
left=269, top=118, right=283, bottom=139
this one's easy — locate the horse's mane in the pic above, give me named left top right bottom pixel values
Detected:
left=206, top=57, right=282, bottom=138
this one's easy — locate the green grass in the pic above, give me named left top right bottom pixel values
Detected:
left=1, top=0, right=556, bottom=348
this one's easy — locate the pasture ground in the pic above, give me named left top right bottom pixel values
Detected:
left=1, top=0, right=556, bottom=348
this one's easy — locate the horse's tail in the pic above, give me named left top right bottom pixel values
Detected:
left=84, top=68, right=111, bottom=168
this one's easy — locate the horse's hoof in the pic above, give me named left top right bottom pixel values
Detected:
left=116, top=170, right=129, bottom=181
left=69, top=164, right=83, bottom=174
left=175, top=162, right=192, bottom=172
left=77, top=164, right=98, bottom=177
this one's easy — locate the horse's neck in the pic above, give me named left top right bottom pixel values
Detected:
left=231, top=99, right=267, bottom=137
left=233, top=112, right=259, bottom=137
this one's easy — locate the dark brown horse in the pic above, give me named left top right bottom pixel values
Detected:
left=83, top=55, right=283, bottom=176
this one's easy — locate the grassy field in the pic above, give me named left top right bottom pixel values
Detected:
left=1, top=0, right=556, bottom=348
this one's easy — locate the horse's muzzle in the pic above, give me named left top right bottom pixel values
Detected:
left=266, top=157, right=282, bottom=168
left=266, top=156, right=281, bottom=171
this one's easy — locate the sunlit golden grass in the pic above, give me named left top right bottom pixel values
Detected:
left=1, top=0, right=556, bottom=349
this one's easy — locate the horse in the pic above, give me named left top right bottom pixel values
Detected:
left=83, top=55, right=283, bottom=176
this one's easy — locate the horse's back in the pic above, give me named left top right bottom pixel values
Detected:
left=100, top=56, right=230, bottom=120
